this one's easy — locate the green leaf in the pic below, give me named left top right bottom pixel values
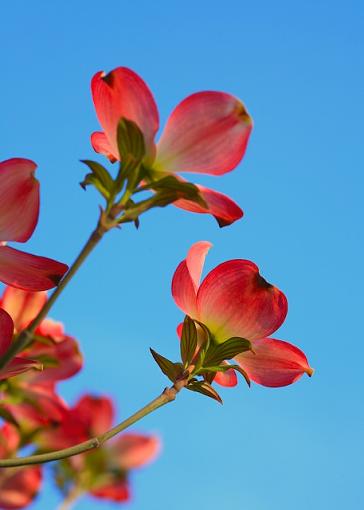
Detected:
left=113, top=119, right=147, bottom=199
left=124, top=157, right=145, bottom=193
left=187, top=381, right=223, bottom=404
left=229, top=364, right=251, bottom=387
left=34, top=355, right=59, bottom=368
left=203, top=371, right=215, bottom=384
left=139, top=175, right=207, bottom=208
left=123, top=199, right=140, bottom=228
left=197, top=362, right=251, bottom=387
left=118, top=196, right=158, bottom=223
left=80, top=173, right=111, bottom=199
left=113, top=162, right=127, bottom=196
left=116, top=118, right=145, bottom=163
left=180, top=316, right=197, bottom=366
left=150, top=348, right=183, bottom=383
left=198, top=364, right=232, bottom=385
left=118, top=191, right=178, bottom=223
left=80, top=160, right=114, bottom=199
left=81, top=160, right=114, bottom=191
left=199, top=365, right=229, bottom=374
left=119, top=183, right=206, bottom=225
left=204, top=337, right=252, bottom=366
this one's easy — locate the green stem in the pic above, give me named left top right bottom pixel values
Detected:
left=0, top=216, right=108, bottom=371
left=0, top=382, right=184, bottom=467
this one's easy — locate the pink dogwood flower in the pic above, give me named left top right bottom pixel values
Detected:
left=0, top=423, right=42, bottom=509
left=40, top=395, right=161, bottom=504
left=0, top=287, right=82, bottom=429
left=0, top=309, right=40, bottom=381
left=91, top=67, right=252, bottom=226
left=0, top=158, right=68, bottom=291
left=172, top=241, right=312, bottom=388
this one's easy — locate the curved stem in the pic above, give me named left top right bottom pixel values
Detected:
left=0, top=381, right=185, bottom=468
left=0, top=216, right=108, bottom=371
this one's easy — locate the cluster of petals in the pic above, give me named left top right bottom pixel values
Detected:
left=40, top=394, right=161, bottom=503
left=0, top=423, right=42, bottom=510
left=0, top=158, right=68, bottom=291
left=91, top=66, right=253, bottom=226
left=0, top=286, right=82, bottom=429
left=172, top=241, right=312, bottom=388
left=0, top=308, right=40, bottom=381
left=0, top=290, right=160, bottom=507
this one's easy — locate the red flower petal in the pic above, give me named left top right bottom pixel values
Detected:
left=27, top=335, right=82, bottom=383
left=0, top=159, right=39, bottom=243
left=0, top=246, right=68, bottom=291
left=75, top=395, right=114, bottom=436
left=197, top=260, right=288, bottom=342
left=37, top=408, right=85, bottom=449
left=214, top=364, right=238, bottom=387
left=236, top=338, right=313, bottom=387
left=173, top=183, right=243, bottom=227
left=90, top=131, right=118, bottom=162
left=5, top=383, right=68, bottom=429
left=0, top=357, right=40, bottom=381
left=0, top=309, right=14, bottom=356
left=0, top=465, right=42, bottom=510
left=0, top=287, right=47, bottom=332
left=155, top=91, right=252, bottom=175
left=171, top=241, right=212, bottom=317
left=115, top=433, right=161, bottom=470
left=0, top=424, right=20, bottom=456
left=91, top=481, right=130, bottom=503
left=91, top=67, right=159, bottom=161
left=35, top=318, right=64, bottom=342
left=176, top=322, right=184, bottom=339
left=38, top=395, right=114, bottom=450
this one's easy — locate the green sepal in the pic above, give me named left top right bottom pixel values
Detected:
left=124, top=158, right=146, bottom=194
left=113, top=162, right=127, bottom=196
left=123, top=199, right=140, bottom=228
left=186, top=321, right=211, bottom=373
left=180, top=316, right=197, bottom=366
left=202, top=371, right=215, bottom=384
left=186, top=381, right=223, bottom=404
left=80, top=160, right=114, bottom=199
left=139, top=175, right=207, bottom=208
left=34, top=354, right=59, bottom=369
left=150, top=348, right=184, bottom=383
left=118, top=196, right=161, bottom=223
left=228, top=364, right=251, bottom=387
left=117, top=118, right=146, bottom=164
left=118, top=174, right=209, bottom=225
left=204, top=337, right=252, bottom=366
left=198, top=363, right=251, bottom=387
left=113, top=118, right=147, bottom=199
left=118, top=190, right=181, bottom=224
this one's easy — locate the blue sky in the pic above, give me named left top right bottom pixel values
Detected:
left=1, top=0, right=363, bottom=509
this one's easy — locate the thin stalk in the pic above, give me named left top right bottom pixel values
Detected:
left=0, top=382, right=185, bottom=468
left=0, top=216, right=109, bottom=371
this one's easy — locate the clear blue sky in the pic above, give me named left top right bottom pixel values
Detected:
left=1, top=1, right=363, bottom=509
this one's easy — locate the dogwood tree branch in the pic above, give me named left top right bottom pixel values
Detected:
left=0, top=209, right=115, bottom=371
left=0, top=380, right=186, bottom=467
